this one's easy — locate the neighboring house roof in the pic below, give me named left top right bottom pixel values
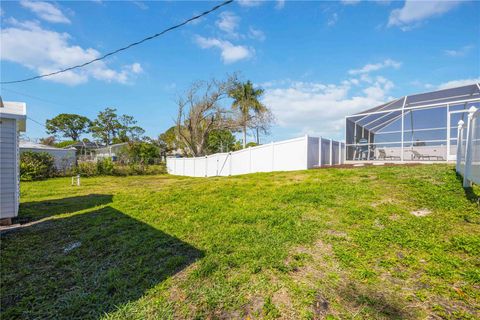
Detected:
left=354, top=83, right=480, bottom=115
left=94, top=142, right=128, bottom=153
left=20, top=141, right=75, bottom=151
left=67, top=141, right=103, bottom=149
left=0, top=101, right=27, bottom=131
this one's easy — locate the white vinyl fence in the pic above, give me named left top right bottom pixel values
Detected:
left=167, top=135, right=345, bottom=177
left=456, top=106, right=480, bottom=187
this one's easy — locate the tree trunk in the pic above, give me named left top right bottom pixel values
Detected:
left=243, top=126, right=247, bottom=148
left=256, top=127, right=259, bottom=144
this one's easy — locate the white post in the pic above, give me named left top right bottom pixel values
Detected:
left=463, top=107, right=477, bottom=187
left=193, top=157, right=196, bottom=177
left=271, top=141, right=275, bottom=171
left=456, top=120, right=464, bottom=173
left=318, top=137, right=322, bottom=167
left=401, top=96, right=407, bottom=162
left=329, top=139, right=333, bottom=166
left=205, top=156, right=208, bottom=177
left=229, top=152, right=232, bottom=176
left=249, top=147, right=252, bottom=173
left=77, top=174, right=80, bottom=186
left=338, top=141, right=342, bottom=164
left=305, top=134, right=309, bottom=169
left=447, top=104, right=451, bottom=160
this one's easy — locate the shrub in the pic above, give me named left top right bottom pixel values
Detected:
left=96, top=158, right=114, bottom=175
left=20, top=152, right=56, bottom=181
left=72, top=161, right=166, bottom=177
left=117, top=142, right=160, bottom=165
left=55, top=140, right=76, bottom=148
left=73, top=162, right=98, bottom=177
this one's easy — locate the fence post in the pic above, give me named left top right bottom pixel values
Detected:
left=339, top=142, right=342, bottom=164
left=305, top=134, right=309, bottom=169
left=329, top=139, right=333, bottom=166
left=456, top=120, right=464, bottom=174
left=271, top=141, right=275, bottom=171
left=463, top=106, right=477, bottom=187
left=249, top=147, right=252, bottom=174
left=318, top=137, right=322, bottom=167
left=193, top=157, right=196, bottom=177
left=205, top=156, right=208, bottom=177
left=229, top=152, right=232, bottom=176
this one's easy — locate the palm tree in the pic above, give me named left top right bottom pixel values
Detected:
left=229, top=81, right=266, bottom=148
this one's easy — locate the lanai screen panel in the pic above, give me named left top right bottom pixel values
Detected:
left=345, top=84, right=480, bottom=161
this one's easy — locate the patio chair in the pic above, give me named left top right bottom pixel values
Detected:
left=409, top=150, right=444, bottom=161
left=377, top=148, right=400, bottom=160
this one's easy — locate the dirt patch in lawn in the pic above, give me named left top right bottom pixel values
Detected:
left=410, top=208, right=432, bottom=217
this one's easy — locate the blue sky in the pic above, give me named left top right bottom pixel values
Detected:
left=1, top=0, right=479, bottom=142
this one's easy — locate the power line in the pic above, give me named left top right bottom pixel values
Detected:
left=27, top=116, right=47, bottom=128
left=1, top=87, right=84, bottom=111
left=1, top=0, right=234, bottom=85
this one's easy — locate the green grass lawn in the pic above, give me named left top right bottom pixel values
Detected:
left=1, top=165, right=479, bottom=319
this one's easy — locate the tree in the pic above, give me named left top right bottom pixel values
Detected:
left=39, top=136, right=56, bottom=146
left=250, top=108, right=274, bottom=144
left=117, top=115, right=145, bottom=142
left=176, top=76, right=237, bottom=156
left=228, top=81, right=268, bottom=148
left=45, top=113, right=92, bottom=141
left=91, top=108, right=122, bottom=145
left=158, top=126, right=183, bottom=155
left=91, top=108, right=144, bottom=145
left=117, top=141, right=159, bottom=165
left=206, top=129, right=237, bottom=154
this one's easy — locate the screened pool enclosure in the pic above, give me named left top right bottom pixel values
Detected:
left=345, top=84, right=480, bottom=162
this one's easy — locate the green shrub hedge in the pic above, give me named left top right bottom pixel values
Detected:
left=72, top=159, right=166, bottom=177
left=20, top=152, right=56, bottom=181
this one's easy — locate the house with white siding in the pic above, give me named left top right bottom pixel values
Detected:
left=20, top=141, right=76, bottom=172
left=0, top=100, right=27, bottom=225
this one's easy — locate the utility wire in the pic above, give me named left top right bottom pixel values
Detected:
left=1, top=87, right=85, bottom=111
left=1, top=0, right=234, bottom=85
left=27, top=116, right=47, bottom=128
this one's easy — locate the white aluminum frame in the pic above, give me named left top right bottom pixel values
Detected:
left=345, top=90, right=480, bottom=162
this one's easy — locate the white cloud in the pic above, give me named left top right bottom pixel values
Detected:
left=444, top=44, right=474, bottom=57
left=248, top=26, right=266, bottom=41
left=1, top=19, right=142, bottom=85
left=216, top=11, right=240, bottom=38
left=194, top=36, right=253, bottom=63
left=131, top=1, right=148, bottom=10
left=275, top=0, right=285, bottom=10
left=129, top=62, right=143, bottom=74
left=20, top=0, right=70, bottom=24
left=327, top=13, right=338, bottom=27
left=262, top=75, right=395, bottom=138
left=237, top=0, right=264, bottom=7
left=341, top=0, right=361, bottom=5
left=388, top=0, right=464, bottom=30
left=437, top=78, right=480, bottom=90
left=348, top=59, right=401, bottom=75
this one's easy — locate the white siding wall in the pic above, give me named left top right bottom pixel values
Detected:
left=20, top=148, right=76, bottom=171
left=1, top=118, right=18, bottom=218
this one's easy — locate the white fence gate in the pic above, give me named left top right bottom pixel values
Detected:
left=167, top=135, right=345, bottom=177
left=456, top=106, right=480, bottom=187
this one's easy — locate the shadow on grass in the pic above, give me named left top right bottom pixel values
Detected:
left=18, top=194, right=113, bottom=222
left=1, top=206, right=203, bottom=319
left=454, top=169, right=479, bottom=204
left=333, top=283, right=416, bottom=319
